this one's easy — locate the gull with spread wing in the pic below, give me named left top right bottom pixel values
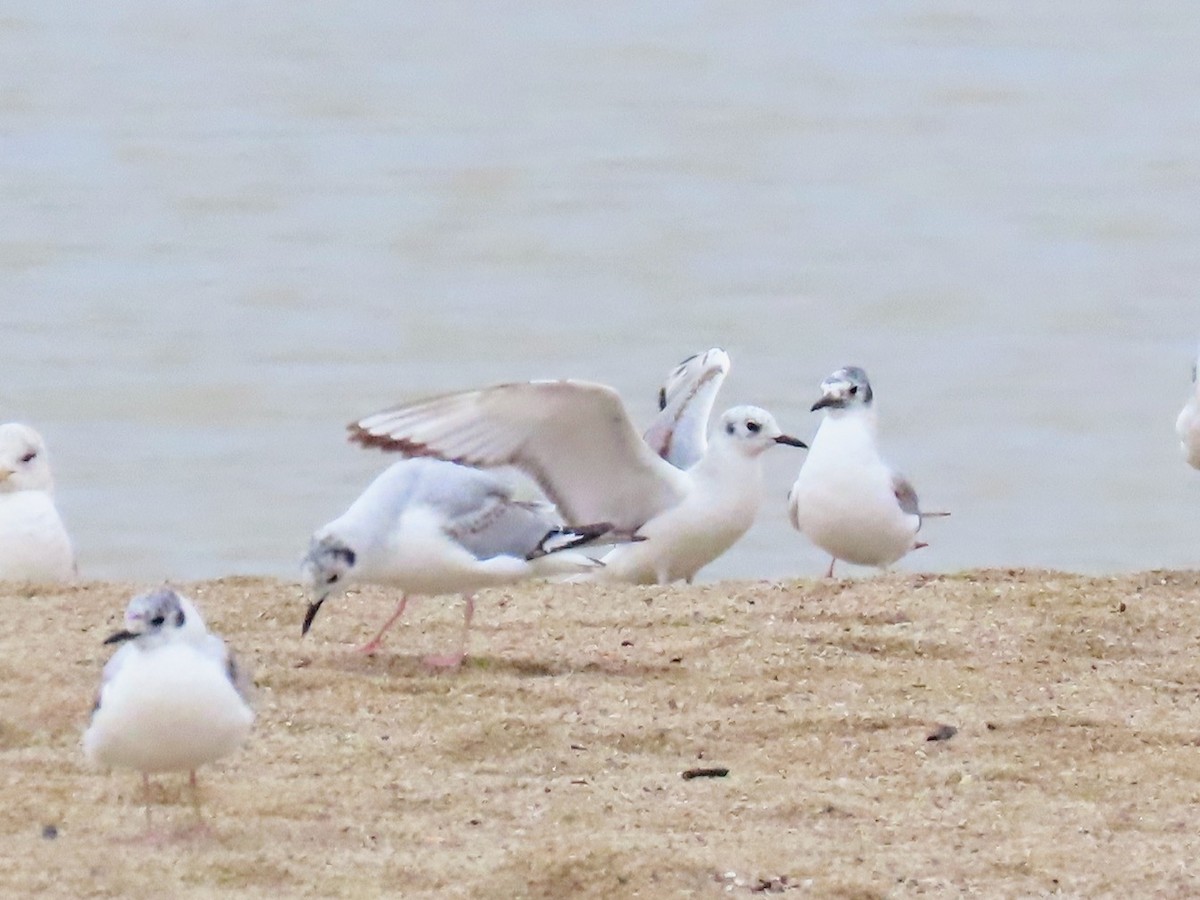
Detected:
left=349, top=380, right=806, bottom=586
left=642, top=348, right=731, bottom=470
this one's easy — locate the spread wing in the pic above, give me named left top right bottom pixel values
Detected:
left=642, top=348, right=730, bottom=470
left=350, top=381, right=688, bottom=533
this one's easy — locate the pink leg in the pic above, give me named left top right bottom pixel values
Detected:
left=357, top=595, right=409, bottom=655
left=825, top=557, right=836, bottom=579
left=423, top=595, right=475, bottom=669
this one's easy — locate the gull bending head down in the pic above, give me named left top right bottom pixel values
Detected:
left=300, top=457, right=636, bottom=668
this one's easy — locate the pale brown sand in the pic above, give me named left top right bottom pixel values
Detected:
left=2, top=570, right=1199, bottom=897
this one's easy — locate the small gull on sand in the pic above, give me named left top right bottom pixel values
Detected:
left=0, top=423, right=74, bottom=582
left=788, top=366, right=947, bottom=578
left=301, top=457, right=634, bottom=667
left=83, top=588, right=253, bottom=815
left=1176, top=346, right=1200, bottom=469
left=642, top=348, right=731, bottom=470
left=348, top=379, right=806, bottom=586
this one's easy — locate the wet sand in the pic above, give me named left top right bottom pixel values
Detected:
left=2, top=570, right=1199, bottom=897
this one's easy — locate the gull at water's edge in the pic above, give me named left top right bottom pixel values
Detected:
left=0, top=423, right=74, bottom=582
left=348, top=378, right=805, bottom=587
left=788, top=366, right=947, bottom=578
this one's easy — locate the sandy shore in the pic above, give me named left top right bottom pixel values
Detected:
left=2, top=570, right=1199, bottom=897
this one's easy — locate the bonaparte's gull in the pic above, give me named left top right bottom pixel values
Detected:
left=1176, top=347, right=1200, bottom=469
left=301, top=457, right=635, bottom=667
left=788, top=367, right=946, bottom=578
left=83, top=588, right=253, bottom=802
left=0, top=423, right=74, bottom=582
left=643, top=348, right=731, bottom=470
left=348, top=380, right=806, bottom=586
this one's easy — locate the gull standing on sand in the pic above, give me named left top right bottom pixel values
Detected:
left=788, top=367, right=946, bottom=578
left=1176, top=347, right=1200, bottom=469
left=0, top=423, right=74, bottom=582
left=301, top=457, right=634, bottom=667
left=349, top=380, right=806, bottom=586
left=83, top=588, right=253, bottom=802
left=642, top=348, right=731, bottom=470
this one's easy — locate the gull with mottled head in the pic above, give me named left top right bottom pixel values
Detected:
left=83, top=588, right=253, bottom=808
left=301, top=457, right=634, bottom=667
left=788, top=366, right=947, bottom=578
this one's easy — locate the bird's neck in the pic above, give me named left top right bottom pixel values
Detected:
left=691, top=437, right=764, bottom=487
left=811, top=407, right=879, bottom=461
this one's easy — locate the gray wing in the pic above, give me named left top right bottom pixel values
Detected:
left=350, top=381, right=688, bottom=533
left=431, top=471, right=558, bottom=560
left=91, top=642, right=135, bottom=718
left=643, top=348, right=730, bottom=470
left=892, top=473, right=949, bottom=525
left=197, top=633, right=254, bottom=706
left=892, top=473, right=922, bottom=518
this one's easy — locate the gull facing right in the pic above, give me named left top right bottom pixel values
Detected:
left=788, top=366, right=947, bottom=578
left=350, top=379, right=806, bottom=586
left=1176, top=346, right=1200, bottom=469
left=0, top=423, right=74, bottom=582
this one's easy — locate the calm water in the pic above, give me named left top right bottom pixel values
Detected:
left=3, top=3, right=1199, bottom=582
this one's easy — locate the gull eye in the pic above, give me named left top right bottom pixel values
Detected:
left=746, top=421, right=761, bottom=434
left=19, top=451, right=36, bottom=464
left=848, top=385, right=858, bottom=396
left=150, top=615, right=165, bottom=627
left=325, top=573, right=340, bottom=585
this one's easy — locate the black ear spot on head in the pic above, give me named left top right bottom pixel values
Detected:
left=725, top=422, right=735, bottom=435
left=335, top=546, right=356, bottom=567
left=658, top=387, right=667, bottom=411
left=175, top=610, right=186, bottom=627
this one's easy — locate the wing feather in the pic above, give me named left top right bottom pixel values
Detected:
left=350, top=381, right=688, bottom=532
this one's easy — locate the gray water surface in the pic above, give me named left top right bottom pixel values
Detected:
left=4, top=3, right=1199, bottom=582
